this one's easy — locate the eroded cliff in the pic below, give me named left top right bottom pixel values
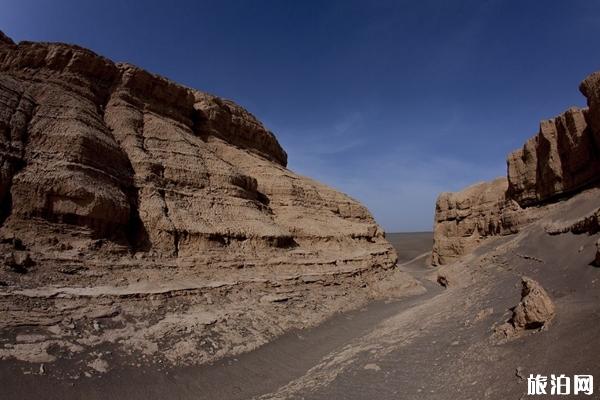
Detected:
left=432, top=72, right=600, bottom=265
left=0, top=33, right=408, bottom=371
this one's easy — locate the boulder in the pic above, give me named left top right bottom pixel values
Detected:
left=495, top=277, right=555, bottom=341
left=580, top=71, right=600, bottom=142
left=511, top=277, right=555, bottom=330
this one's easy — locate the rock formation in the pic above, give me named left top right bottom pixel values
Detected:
left=511, top=277, right=555, bottom=329
left=507, top=107, right=600, bottom=206
left=495, top=277, right=555, bottom=340
left=432, top=72, right=600, bottom=265
left=432, top=178, right=528, bottom=265
left=0, top=32, right=400, bottom=369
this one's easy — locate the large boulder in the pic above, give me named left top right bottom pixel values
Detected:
left=580, top=72, right=600, bottom=142
left=495, top=277, right=555, bottom=341
left=512, top=277, right=556, bottom=330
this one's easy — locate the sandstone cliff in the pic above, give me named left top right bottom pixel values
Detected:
left=432, top=178, right=528, bottom=265
left=0, top=32, right=405, bottom=369
left=432, top=72, right=600, bottom=265
left=507, top=107, right=599, bottom=205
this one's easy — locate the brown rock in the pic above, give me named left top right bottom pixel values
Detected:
left=595, top=238, right=600, bottom=267
left=507, top=107, right=599, bottom=206
left=0, top=31, right=400, bottom=366
left=495, top=277, right=555, bottom=341
left=511, top=277, right=555, bottom=330
left=436, top=274, right=449, bottom=288
left=0, top=31, right=14, bottom=46
left=433, top=70, right=600, bottom=266
left=193, top=91, right=287, bottom=166
left=580, top=71, right=600, bottom=141
left=431, top=178, right=530, bottom=265
left=4, top=251, right=33, bottom=273
left=0, top=30, right=395, bottom=263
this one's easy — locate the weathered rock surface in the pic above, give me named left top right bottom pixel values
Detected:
left=580, top=72, right=600, bottom=145
left=496, top=277, right=555, bottom=340
left=432, top=178, right=532, bottom=266
left=511, top=277, right=555, bottom=329
left=433, top=71, right=600, bottom=265
left=0, top=32, right=400, bottom=370
left=507, top=107, right=599, bottom=206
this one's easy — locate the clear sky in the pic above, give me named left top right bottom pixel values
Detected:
left=2, top=0, right=600, bottom=232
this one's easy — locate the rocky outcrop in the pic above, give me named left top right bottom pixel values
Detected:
left=432, top=178, right=531, bottom=266
left=580, top=72, right=600, bottom=143
left=507, top=107, right=600, bottom=206
left=193, top=91, right=287, bottom=166
left=0, top=32, right=399, bottom=369
left=511, top=277, right=555, bottom=330
left=545, top=207, right=600, bottom=236
left=495, top=277, right=555, bottom=340
left=0, top=34, right=392, bottom=256
left=433, top=71, right=600, bottom=265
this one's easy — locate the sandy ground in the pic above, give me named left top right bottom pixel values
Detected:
left=386, top=232, right=433, bottom=264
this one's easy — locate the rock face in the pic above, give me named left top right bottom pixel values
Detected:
left=432, top=178, right=532, bottom=266
left=0, top=32, right=398, bottom=368
left=580, top=72, right=600, bottom=147
left=496, top=277, right=555, bottom=340
left=507, top=107, right=599, bottom=206
left=0, top=34, right=393, bottom=258
left=432, top=71, right=600, bottom=265
left=434, top=178, right=506, bottom=265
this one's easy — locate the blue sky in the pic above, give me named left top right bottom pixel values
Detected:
left=3, top=0, right=600, bottom=232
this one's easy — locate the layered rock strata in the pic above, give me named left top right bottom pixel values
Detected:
left=433, top=72, right=600, bottom=265
left=432, top=178, right=530, bottom=265
left=507, top=107, right=600, bottom=206
left=0, top=32, right=401, bottom=369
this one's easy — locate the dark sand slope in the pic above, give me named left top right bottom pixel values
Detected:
left=256, top=188, right=600, bottom=400
left=387, top=232, right=433, bottom=264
